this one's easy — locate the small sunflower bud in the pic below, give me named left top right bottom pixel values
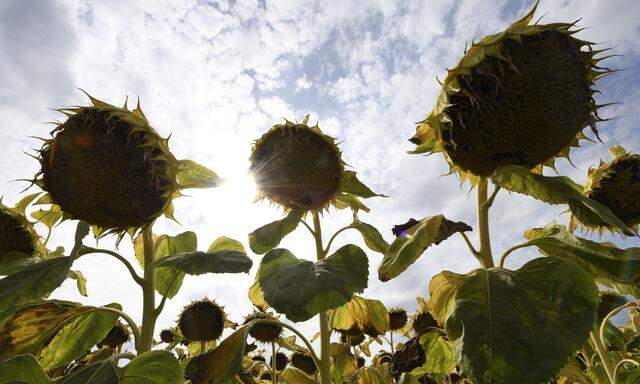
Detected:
left=160, top=329, right=175, bottom=344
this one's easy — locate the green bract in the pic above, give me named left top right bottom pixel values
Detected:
left=410, top=2, right=612, bottom=183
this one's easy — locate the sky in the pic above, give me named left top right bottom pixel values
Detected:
left=1, top=0, right=639, bottom=357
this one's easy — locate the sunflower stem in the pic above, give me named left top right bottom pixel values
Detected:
left=271, top=342, right=278, bottom=383
left=477, top=178, right=494, bottom=268
left=591, top=332, right=616, bottom=384
left=139, top=226, right=156, bottom=353
left=313, top=211, right=332, bottom=384
left=390, top=332, right=395, bottom=354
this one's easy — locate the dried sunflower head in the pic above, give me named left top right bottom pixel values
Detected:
left=388, top=308, right=409, bottom=331
left=291, top=351, right=317, bottom=375
left=391, top=336, right=425, bottom=379
left=597, top=291, right=627, bottom=322
left=571, top=146, right=640, bottom=234
left=160, top=329, right=175, bottom=344
left=411, top=310, right=439, bottom=336
left=97, top=321, right=130, bottom=349
left=0, top=202, right=41, bottom=265
left=34, top=93, right=220, bottom=237
left=340, top=332, right=365, bottom=346
left=243, top=311, right=283, bottom=343
left=410, top=2, right=613, bottom=183
left=249, top=116, right=344, bottom=211
left=178, top=299, right=226, bottom=342
left=270, top=352, right=288, bottom=371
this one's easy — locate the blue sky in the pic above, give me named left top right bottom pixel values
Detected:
left=1, top=0, right=639, bottom=352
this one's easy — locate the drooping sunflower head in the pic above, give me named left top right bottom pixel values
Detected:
left=410, top=310, right=439, bottom=336
left=178, top=299, right=226, bottom=342
left=271, top=352, right=288, bottom=371
left=597, top=291, right=628, bottom=322
left=35, top=93, right=184, bottom=235
left=410, top=1, right=613, bottom=183
left=391, top=336, right=426, bottom=379
left=291, top=351, right=317, bottom=375
left=97, top=321, right=130, bottom=349
left=249, top=117, right=344, bottom=211
left=160, top=328, right=176, bottom=344
left=243, top=311, right=283, bottom=343
left=340, top=332, right=365, bottom=346
left=571, top=146, right=640, bottom=234
left=0, top=202, right=41, bottom=265
left=388, top=308, right=409, bottom=331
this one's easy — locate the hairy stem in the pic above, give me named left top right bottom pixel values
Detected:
left=390, top=332, right=395, bottom=354
left=79, top=247, right=144, bottom=286
left=271, top=342, right=278, bottom=383
left=313, top=211, right=332, bottom=384
left=591, top=332, right=616, bottom=384
left=477, top=178, right=494, bottom=268
left=139, top=226, right=156, bottom=353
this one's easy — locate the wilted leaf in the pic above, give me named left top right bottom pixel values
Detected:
left=248, top=278, right=268, bottom=311
left=520, top=222, right=640, bottom=285
left=176, top=159, right=222, bottom=189
left=248, top=209, right=304, bottom=254
left=120, top=350, right=183, bottom=384
left=444, top=257, right=598, bottom=384
left=39, top=303, right=121, bottom=370
left=340, top=170, right=384, bottom=198
left=491, top=166, right=634, bottom=235
left=355, top=364, right=394, bottom=384
left=0, top=354, right=52, bottom=384
left=184, top=325, right=250, bottom=384
left=331, top=343, right=357, bottom=382
left=0, top=257, right=73, bottom=310
left=281, top=367, right=316, bottom=384
left=352, top=221, right=389, bottom=254
left=378, top=215, right=471, bottom=282
left=258, top=245, right=369, bottom=322
left=0, top=301, right=83, bottom=360
left=332, top=296, right=389, bottom=335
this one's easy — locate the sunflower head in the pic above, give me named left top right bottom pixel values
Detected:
left=249, top=117, right=344, bottom=211
left=243, top=311, right=283, bottom=343
left=97, top=321, right=130, bottom=349
left=411, top=310, right=439, bottom=335
left=391, top=336, right=426, bottom=379
left=0, top=202, right=41, bottom=265
left=597, top=291, right=628, bottom=322
left=160, top=329, right=175, bottom=344
left=410, top=2, right=613, bottom=183
left=340, top=332, right=365, bottom=346
left=178, top=299, right=226, bottom=342
left=388, top=308, right=409, bottom=331
left=571, top=146, right=640, bottom=234
left=291, top=351, right=317, bottom=375
left=270, top=352, right=288, bottom=371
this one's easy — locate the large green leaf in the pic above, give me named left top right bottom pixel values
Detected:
left=184, top=325, right=250, bottom=384
left=0, top=257, right=73, bottom=311
left=351, top=221, right=389, bottom=254
left=0, top=257, right=40, bottom=276
left=412, top=331, right=455, bottom=377
left=258, top=245, right=369, bottom=322
left=39, top=303, right=121, bottom=370
left=491, top=166, right=635, bottom=235
left=378, top=215, right=471, bottom=282
left=248, top=209, right=304, bottom=254
left=135, top=232, right=197, bottom=299
left=331, top=296, right=389, bottom=335
left=428, top=271, right=466, bottom=325
left=151, top=237, right=252, bottom=275
left=520, top=222, right=640, bottom=285
left=0, top=354, right=52, bottom=384
left=441, top=257, right=598, bottom=384
left=176, top=159, right=222, bottom=189
left=0, top=301, right=86, bottom=360
left=340, top=170, right=383, bottom=198
left=59, top=359, right=120, bottom=384
left=120, top=350, right=183, bottom=384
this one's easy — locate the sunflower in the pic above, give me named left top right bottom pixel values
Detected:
left=410, top=1, right=613, bottom=184
left=0, top=202, right=41, bottom=264
left=178, top=299, right=226, bottom=342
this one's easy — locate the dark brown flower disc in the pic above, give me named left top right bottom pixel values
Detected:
left=291, top=351, right=317, bottom=375
left=270, top=352, right=288, bottom=371
left=440, top=31, right=592, bottom=176
left=586, top=155, right=640, bottom=227
left=340, top=332, right=365, bottom=346
left=389, top=308, right=409, bottom=331
left=243, top=312, right=283, bottom=343
left=250, top=122, right=342, bottom=210
left=597, top=291, right=628, bottom=322
left=178, top=300, right=225, bottom=342
left=412, top=311, right=438, bottom=335
left=97, top=322, right=130, bottom=349
left=391, top=336, right=425, bottom=379
left=160, top=329, right=175, bottom=343
left=39, top=108, right=171, bottom=230
left=0, top=208, right=37, bottom=263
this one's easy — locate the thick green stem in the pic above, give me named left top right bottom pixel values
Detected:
left=591, top=332, right=616, bottom=384
left=477, top=178, right=494, bottom=268
left=271, top=342, right=278, bottom=383
left=313, top=211, right=332, bottom=384
left=390, top=332, right=395, bottom=354
left=139, top=226, right=156, bottom=353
